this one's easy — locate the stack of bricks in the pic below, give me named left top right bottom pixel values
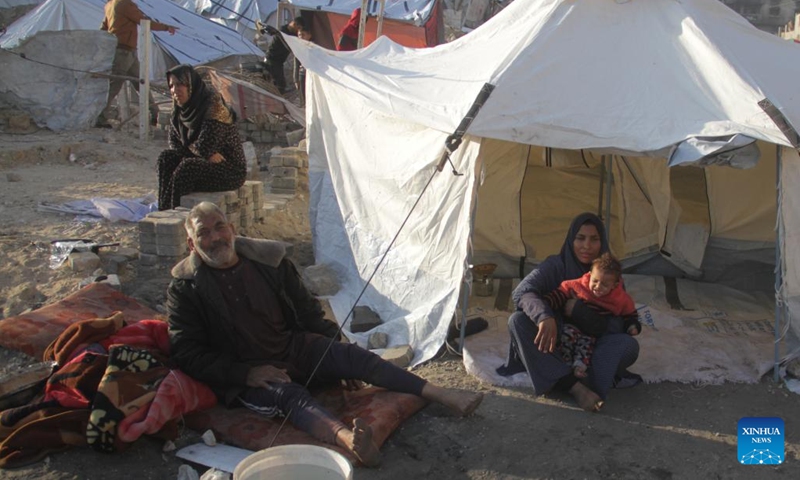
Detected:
left=178, top=181, right=266, bottom=231
left=238, top=119, right=297, bottom=147
left=138, top=209, right=189, bottom=258
left=238, top=180, right=266, bottom=229
left=268, top=146, right=308, bottom=195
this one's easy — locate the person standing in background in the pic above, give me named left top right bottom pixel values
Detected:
left=261, top=17, right=305, bottom=94
left=96, top=0, right=177, bottom=128
left=336, top=8, right=361, bottom=51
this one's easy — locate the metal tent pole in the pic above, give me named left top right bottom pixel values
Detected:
left=604, top=156, right=613, bottom=239
left=774, top=146, right=784, bottom=382
left=139, top=20, right=151, bottom=140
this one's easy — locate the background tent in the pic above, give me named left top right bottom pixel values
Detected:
left=0, top=0, right=263, bottom=80
left=288, top=0, right=800, bottom=368
left=284, top=0, right=444, bottom=49
left=172, top=0, right=279, bottom=40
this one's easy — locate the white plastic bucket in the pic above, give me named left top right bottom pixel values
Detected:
left=233, top=445, right=353, bottom=480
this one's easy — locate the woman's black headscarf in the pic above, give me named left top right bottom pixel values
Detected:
left=559, top=212, right=609, bottom=280
left=168, top=64, right=233, bottom=147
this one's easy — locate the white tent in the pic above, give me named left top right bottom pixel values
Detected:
left=0, top=0, right=264, bottom=80
left=288, top=0, right=800, bottom=367
left=172, top=0, right=278, bottom=39
left=0, top=0, right=40, bottom=8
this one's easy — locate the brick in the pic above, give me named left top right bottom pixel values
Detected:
left=69, top=252, right=101, bottom=272
left=272, top=167, right=298, bottom=179
left=268, top=156, right=284, bottom=167
left=271, top=177, right=297, bottom=190
left=139, top=243, right=158, bottom=255
left=138, top=217, right=156, bottom=233
left=154, top=216, right=185, bottom=236
left=269, top=188, right=296, bottom=195
left=156, top=243, right=188, bottom=257
left=281, top=155, right=303, bottom=168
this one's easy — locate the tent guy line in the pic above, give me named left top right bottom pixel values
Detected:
left=0, top=48, right=143, bottom=84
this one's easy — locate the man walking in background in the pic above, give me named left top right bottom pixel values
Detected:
left=96, top=0, right=177, bottom=128
left=260, top=16, right=305, bottom=94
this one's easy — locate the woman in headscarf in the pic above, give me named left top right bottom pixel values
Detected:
left=156, top=64, right=246, bottom=211
left=336, top=8, right=361, bottom=51
left=497, top=213, right=641, bottom=411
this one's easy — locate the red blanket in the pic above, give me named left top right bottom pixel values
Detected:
left=0, top=314, right=216, bottom=468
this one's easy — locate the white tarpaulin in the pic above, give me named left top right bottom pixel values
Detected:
left=1, top=0, right=263, bottom=80
left=291, top=0, right=800, bottom=366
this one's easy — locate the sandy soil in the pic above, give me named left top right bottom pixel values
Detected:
left=1, top=127, right=800, bottom=479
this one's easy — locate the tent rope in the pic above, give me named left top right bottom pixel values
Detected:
left=268, top=82, right=497, bottom=448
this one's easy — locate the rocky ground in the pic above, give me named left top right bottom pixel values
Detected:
left=1, top=125, right=800, bottom=480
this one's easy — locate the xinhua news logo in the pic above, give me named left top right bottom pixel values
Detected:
left=738, top=417, right=784, bottom=465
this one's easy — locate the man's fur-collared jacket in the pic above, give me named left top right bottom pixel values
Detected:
left=167, top=236, right=340, bottom=405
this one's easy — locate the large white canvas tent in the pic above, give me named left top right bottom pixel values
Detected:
left=288, top=0, right=800, bottom=368
left=0, top=0, right=264, bottom=80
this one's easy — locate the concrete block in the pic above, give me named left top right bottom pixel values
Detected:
left=153, top=216, right=185, bottom=236
left=139, top=253, right=159, bottom=266
left=268, top=188, right=296, bottom=195
left=379, top=346, right=413, bottom=368
left=139, top=243, right=158, bottom=255
left=272, top=177, right=297, bottom=190
left=350, top=306, right=382, bottom=333
left=368, top=332, right=388, bottom=350
left=69, top=252, right=101, bottom=272
left=272, top=167, right=298, bottom=179
left=138, top=217, right=156, bottom=233
left=156, top=243, right=188, bottom=257
left=280, top=155, right=304, bottom=168
left=269, top=156, right=284, bottom=168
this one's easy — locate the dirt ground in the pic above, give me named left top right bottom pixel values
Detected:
left=1, top=127, right=800, bottom=480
